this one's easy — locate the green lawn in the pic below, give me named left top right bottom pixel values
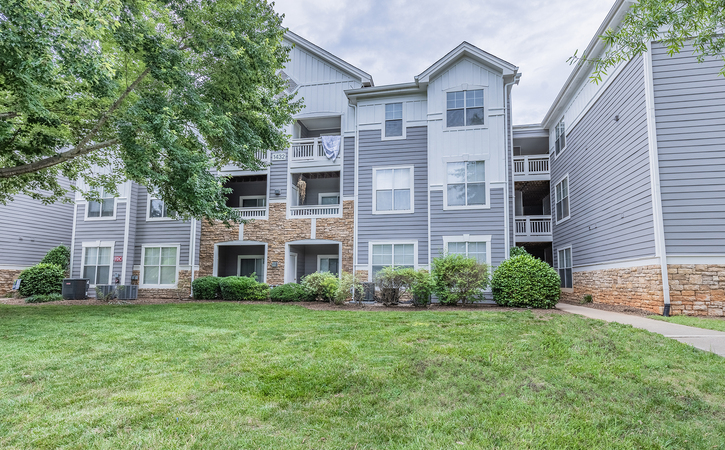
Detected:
left=1, top=304, right=724, bottom=450
left=650, top=314, right=725, bottom=332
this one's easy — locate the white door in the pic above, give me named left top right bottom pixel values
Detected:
left=288, top=252, right=298, bottom=283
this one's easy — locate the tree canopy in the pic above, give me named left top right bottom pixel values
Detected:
left=572, top=0, right=725, bottom=82
left=0, top=0, right=301, bottom=221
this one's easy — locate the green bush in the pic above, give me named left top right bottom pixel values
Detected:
left=18, top=263, right=65, bottom=297
left=334, top=272, right=363, bottom=305
left=375, top=266, right=414, bottom=306
left=491, top=254, right=560, bottom=308
left=269, top=283, right=314, bottom=302
left=192, top=276, right=222, bottom=300
left=301, top=272, right=339, bottom=302
left=409, top=270, right=434, bottom=307
left=219, top=276, right=269, bottom=301
left=25, top=293, right=64, bottom=303
left=432, top=254, right=489, bottom=305
left=40, top=245, right=71, bottom=273
left=509, top=246, right=529, bottom=258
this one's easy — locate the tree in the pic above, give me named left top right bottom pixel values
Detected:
left=571, top=0, right=725, bottom=83
left=0, top=0, right=301, bottom=221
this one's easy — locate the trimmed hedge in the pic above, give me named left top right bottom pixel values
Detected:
left=192, top=276, right=221, bottom=300
left=301, top=272, right=339, bottom=302
left=18, top=263, right=65, bottom=297
left=26, top=293, right=64, bottom=303
left=509, top=246, right=529, bottom=258
left=269, top=283, right=314, bottom=302
left=219, top=276, right=270, bottom=301
left=491, top=254, right=560, bottom=308
left=432, top=253, right=489, bottom=305
left=40, top=245, right=71, bottom=273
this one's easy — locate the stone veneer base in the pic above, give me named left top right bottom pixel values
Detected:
left=0, top=269, right=23, bottom=297
left=668, top=264, right=725, bottom=317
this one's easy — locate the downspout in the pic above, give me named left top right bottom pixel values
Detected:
left=69, top=198, right=78, bottom=277
left=503, top=74, right=521, bottom=257
left=189, top=219, right=197, bottom=298
left=348, top=99, right=359, bottom=300
left=120, top=182, right=132, bottom=284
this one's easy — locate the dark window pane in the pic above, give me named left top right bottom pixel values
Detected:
left=467, top=183, right=486, bottom=205
left=565, top=268, right=572, bottom=288
left=466, top=107, right=485, bottom=126
left=88, top=201, right=100, bottom=217
left=97, top=265, right=110, bottom=285
left=83, top=266, right=96, bottom=285
left=150, top=199, right=164, bottom=217
left=385, top=119, right=403, bottom=137
left=101, top=199, right=114, bottom=217
left=562, top=198, right=569, bottom=218
left=447, top=109, right=464, bottom=127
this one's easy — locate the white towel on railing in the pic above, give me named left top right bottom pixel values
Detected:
left=321, top=136, right=341, bottom=161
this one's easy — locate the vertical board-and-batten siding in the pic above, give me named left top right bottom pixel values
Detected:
left=0, top=179, right=74, bottom=267
left=551, top=55, right=656, bottom=269
left=357, top=127, right=429, bottom=265
left=134, top=187, right=195, bottom=266
left=651, top=42, right=725, bottom=255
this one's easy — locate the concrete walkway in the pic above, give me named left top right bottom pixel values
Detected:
left=557, top=303, right=725, bottom=357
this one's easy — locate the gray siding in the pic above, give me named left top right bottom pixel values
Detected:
left=303, top=178, right=340, bottom=205
left=0, top=181, right=74, bottom=267
left=269, top=152, right=288, bottom=200
left=357, top=127, right=429, bottom=265
left=551, top=55, right=656, bottom=268
left=123, top=184, right=139, bottom=284
left=343, top=137, right=355, bottom=197
left=652, top=42, right=725, bottom=254
left=71, top=202, right=127, bottom=280
left=430, top=189, right=508, bottom=266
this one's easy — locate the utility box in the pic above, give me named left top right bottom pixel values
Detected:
left=116, top=285, right=138, bottom=300
left=62, top=279, right=89, bottom=300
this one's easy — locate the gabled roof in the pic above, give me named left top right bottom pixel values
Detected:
left=415, top=41, right=519, bottom=84
left=284, top=31, right=374, bottom=87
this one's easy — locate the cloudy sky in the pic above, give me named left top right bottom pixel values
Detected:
left=272, top=0, right=615, bottom=125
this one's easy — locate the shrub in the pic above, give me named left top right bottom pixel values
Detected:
left=432, top=254, right=489, bottom=306
left=302, top=272, right=339, bottom=302
left=40, top=245, right=71, bottom=274
left=409, top=270, right=434, bottom=307
left=270, top=283, right=314, bottom=302
left=25, top=293, right=64, bottom=303
left=219, top=276, right=269, bottom=301
left=18, top=263, right=65, bottom=297
left=375, top=266, right=414, bottom=306
left=509, top=246, right=529, bottom=258
left=334, top=272, right=363, bottom=305
left=491, top=254, right=560, bottom=308
left=581, top=294, right=593, bottom=304
left=192, top=276, right=222, bottom=300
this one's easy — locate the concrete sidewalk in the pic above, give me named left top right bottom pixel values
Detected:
left=557, top=303, right=725, bottom=357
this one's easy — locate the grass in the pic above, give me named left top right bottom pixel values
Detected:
left=1, top=303, right=724, bottom=450
left=651, top=314, right=725, bottom=332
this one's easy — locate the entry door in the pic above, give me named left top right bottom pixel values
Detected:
left=288, top=253, right=298, bottom=283
left=238, top=256, right=264, bottom=282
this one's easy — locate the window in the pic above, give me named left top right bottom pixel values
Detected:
left=374, top=167, right=413, bottom=213
left=149, top=197, right=173, bottom=219
left=447, top=89, right=484, bottom=127
left=447, top=161, right=486, bottom=207
left=87, top=188, right=114, bottom=218
left=142, top=246, right=178, bottom=286
left=385, top=103, right=403, bottom=137
left=83, top=246, right=112, bottom=285
left=558, top=248, right=572, bottom=289
left=371, top=243, right=415, bottom=277
left=238, top=256, right=264, bottom=282
left=318, top=255, right=339, bottom=275
left=447, top=241, right=487, bottom=264
left=555, top=119, right=566, bottom=155
left=318, top=193, right=340, bottom=205
left=555, top=176, right=570, bottom=222
left=240, top=196, right=266, bottom=208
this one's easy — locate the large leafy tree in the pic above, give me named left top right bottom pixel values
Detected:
left=0, top=0, right=300, bottom=221
left=572, top=0, right=725, bottom=82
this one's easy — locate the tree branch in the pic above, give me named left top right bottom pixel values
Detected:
left=0, top=139, right=120, bottom=178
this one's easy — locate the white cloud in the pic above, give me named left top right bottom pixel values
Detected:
left=274, top=0, right=614, bottom=124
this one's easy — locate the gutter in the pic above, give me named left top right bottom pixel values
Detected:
left=503, top=74, right=522, bottom=255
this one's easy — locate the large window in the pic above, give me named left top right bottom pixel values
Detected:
left=385, top=103, right=403, bottom=137
left=83, top=246, right=112, bottom=285
left=148, top=197, right=173, bottom=219
left=374, top=167, right=413, bottom=213
left=238, top=256, right=264, bottom=282
left=447, top=89, right=484, bottom=127
left=555, top=176, right=570, bottom=222
left=240, top=196, right=267, bottom=208
left=555, top=118, right=566, bottom=155
left=87, top=188, right=114, bottom=218
left=371, top=243, right=415, bottom=277
left=558, top=247, right=572, bottom=289
left=318, top=255, right=339, bottom=275
left=447, top=161, right=486, bottom=207
left=142, top=246, right=178, bottom=286
left=447, top=241, right=488, bottom=264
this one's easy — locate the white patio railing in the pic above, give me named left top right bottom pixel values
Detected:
left=290, top=137, right=341, bottom=164
left=513, top=156, right=549, bottom=176
left=232, top=207, right=267, bottom=219
left=515, top=216, right=552, bottom=238
left=290, top=205, right=340, bottom=217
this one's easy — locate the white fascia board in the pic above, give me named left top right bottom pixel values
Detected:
left=416, top=42, right=518, bottom=84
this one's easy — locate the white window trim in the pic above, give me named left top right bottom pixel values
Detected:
left=146, top=195, right=175, bottom=221
left=139, top=244, right=181, bottom=289
left=381, top=102, right=406, bottom=141
left=441, top=235, right=493, bottom=267
left=557, top=245, right=573, bottom=292
left=239, top=195, right=267, bottom=208
left=237, top=255, right=265, bottom=281
left=372, top=165, right=415, bottom=215
left=554, top=173, right=571, bottom=225
left=443, top=85, right=489, bottom=131
left=317, top=192, right=340, bottom=205
left=443, top=159, right=490, bottom=211
left=84, top=189, right=117, bottom=221
left=80, top=241, right=115, bottom=287
left=317, top=254, right=340, bottom=273
left=367, top=240, right=419, bottom=282
left=553, top=117, right=567, bottom=159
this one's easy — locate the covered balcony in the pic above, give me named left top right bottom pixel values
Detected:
left=289, top=171, right=341, bottom=218
left=223, top=175, right=268, bottom=220
left=290, top=116, right=342, bottom=168
left=513, top=128, right=550, bottom=181
left=213, top=241, right=267, bottom=282
left=515, top=180, right=552, bottom=243
left=286, top=240, right=342, bottom=284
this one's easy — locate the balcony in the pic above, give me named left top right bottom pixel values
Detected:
left=290, top=137, right=342, bottom=168
left=218, top=150, right=270, bottom=174
left=515, top=215, right=552, bottom=242
left=513, top=156, right=550, bottom=180
left=290, top=205, right=341, bottom=218
left=232, top=207, right=267, bottom=220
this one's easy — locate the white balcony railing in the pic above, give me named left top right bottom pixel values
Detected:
left=515, top=216, right=552, bottom=240
left=255, top=150, right=269, bottom=162
left=290, top=137, right=341, bottom=165
left=232, top=207, right=267, bottom=219
left=513, top=156, right=549, bottom=177
left=290, top=205, right=340, bottom=217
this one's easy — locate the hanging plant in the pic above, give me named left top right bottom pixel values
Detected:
left=297, top=177, right=307, bottom=204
